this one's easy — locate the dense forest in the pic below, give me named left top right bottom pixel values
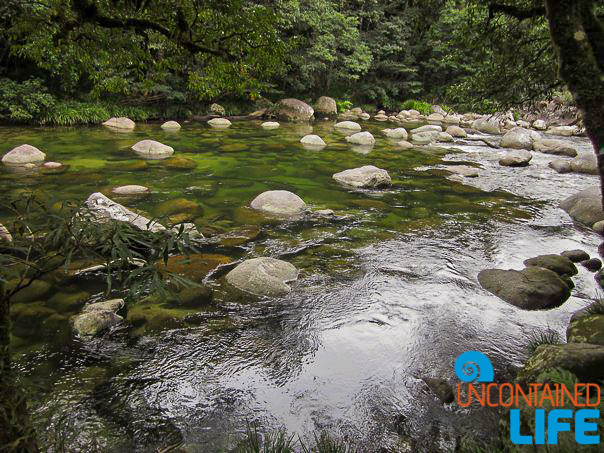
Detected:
left=0, top=0, right=581, bottom=125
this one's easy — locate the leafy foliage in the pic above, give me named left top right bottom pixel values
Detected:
left=0, top=78, right=57, bottom=123
left=535, top=368, right=580, bottom=387
left=401, top=100, right=433, bottom=115
left=335, top=99, right=353, bottom=112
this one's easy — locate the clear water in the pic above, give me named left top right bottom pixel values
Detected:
left=1, top=120, right=600, bottom=451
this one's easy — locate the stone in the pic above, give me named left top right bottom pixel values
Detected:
left=2, top=144, right=46, bottom=165
left=102, top=117, right=135, bottom=130
left=300, top=135, right=326, bottom=146
left=533, top=139, right=577, bottom=157
left=548, top=160, right=572, bottom=173
left=360, top=113, right=370, bottom=120
left=518, top=343, right=604, bottom=383
left=156, top=254, right=232, bottom=281
left=560, top=249, right=590, bottom=263
left=500, top=127, right=540, bottom=150
left=314, top=96, right=337, bottom=116
left=250, top=190, right=306, bottom=216
left=72, top=310, right=122, bottom=336
left=532, top=119, right=547, bottom=130
left=427, top=113, right=444, bottom=123
left=423, top=378, right=454, bottom=404
left=226, top=257, right=298, bottom=297
left=43, top=162, right=63, bottom=168
left=410, top=125, right=442, bottom=134
left=345, top=131, right=375, bottom=146
left=560, top=186, right=604, bottom=226
left=570, top=154, right=598, bottom=174
left=161, top=121, right=181, bottom=130
left=443, top=165, right=479, bottom=178
left=210, top=103, right=226, bottom=115
left=334, top=121, right=362, bottom=131
left=0, top=223, right=12, bottom=242
left=593, top=220, right=604, bottom=235
left=162, top=156, right=197, bottom=170
left=154, top=198, right=200, bottom=218
left=131, top=140, right=174, bottom=159
left=547, top=125, right=578, bottom=136
left=581, top=258, right=602, bottom=271
left=332, top=165, right=391, bottom=188
left=477, top=267, right=571, bottom=310
left=84, top=192, right=165, bottom=232
left=471, top=117, right=501, bottom=134
left=411, top=132, right=437, bottom=145
left=8, top=279, right=52, bottom=304
left=398, top=140, right=414, bottom=150
left=207, top=118, right=232, bottom=127
left=274, top=98, right=314, bottom=122
left=112, top=185, right=149, bottom=196
left=516, top=120, right=531, bottom=128
left=381, top=128, right=408, bottom=139
left=261, top=121, right=280, bottom=128
left=445, top=126, right=467, bottom=138
left=82, top=298, right=125, bottom=313
left=351, top=107, right=363, bottom=116
left=437, top=132, right=454, bottom=142
left=567, top=314, right=604, bottom=346
left=499, top=150, right=532, bottom=167
left=523, top=254, right=578, bottom=277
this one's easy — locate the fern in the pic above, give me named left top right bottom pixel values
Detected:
left=535, top=368, right=580, bottom=387
left=526, top=328, right=562, bottom=355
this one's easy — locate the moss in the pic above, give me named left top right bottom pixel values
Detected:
left=7, top=280, right=52, bottom=304
left=161, top=157, right=197, bottom=170
left=47, top=291, right=90, bottom=313
left=10, top=302, right=58, bottom=338
left=156, top=253, right=232, bottom=281
left=567, top=315, right=604, bottom=345
left=154, top=198, right=201, bottom=218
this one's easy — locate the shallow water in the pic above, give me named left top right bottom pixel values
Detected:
left=1, top=121, right=600, bottom=451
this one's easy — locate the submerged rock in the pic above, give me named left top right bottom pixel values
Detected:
left=250, top=190, right=306, bottom=216
left=499, top=150, right=532, bottom=167
left=334, top=121, right=362, bottom=131
left=300, top=135, right=326, bottom=146
left=226, top=257, right=298, bottom=297
left=345, top=131, right=375, bottom=146
left=131, top=140, right=174, bottom=159
left=207, top=118, right=232, bottom=127
left=154, top=198, right=200, bottom=218
left=102, top=117, right=135, bottom=130
left=477, top=267, right=571, bottom=310
left=273, top=98, right=314, bottom=122
left=2, top=144, right=46, bottom=165
left=332, top=165, right=391, bottom=188
left=156, top=253, right=232, bottom=281
left=314, top=96, right=337, bottom=116
left=523, top=254, right=577, bottom=277
left=161, top=121, right=181, bottom=130
left=161, top=156, right=197, bottom=170
left=84, top=192, right=165, bottom=232
left=112, top=185, right=150, bottom=196
left=560, top=186, right=604, bottom=227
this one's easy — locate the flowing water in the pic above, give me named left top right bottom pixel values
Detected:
left=0, top=120, right=600, bottom=451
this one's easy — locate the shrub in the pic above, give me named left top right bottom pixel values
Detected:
left=400, top=99, right=432, bottom=115
left=0, top=78, right=57, bottom=123
left=335, top=99, right=353, bottom=112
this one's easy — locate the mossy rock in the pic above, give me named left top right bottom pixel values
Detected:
left=154, top=198, right=201, bottom=218
left=156, top=253, right=232, bottom=281
left=166, top=213, right=196, bottom=225
left=220, top=143, right=247, bottom=152
left=217, top=226, right=262, bottom=246
left=7, top=279, right=52, bottom=304
left=47, top=291, right=90, bottom=313
left=10, top=302, right=59, bottom=338
left=126, top=301, right=207, bottom=336
left=171, top=285, right=213, bottom=308
left=116, top=160, right=150, bottom=171
left=348, top=199, right=391, bottom=210
left=523, top=254, right=578, bottom=277
left=161, top=157, right=197, bottom=170
left=567, top=314, right=604, bottom=345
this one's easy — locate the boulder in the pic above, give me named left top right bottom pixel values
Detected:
left=500, top=127, right=540, bottom=150
left=560, top=249, right=590, bottom=263
left=431, top=105, right=447, bottom=115
left=332, top=165, right=391, bottom=188
left=567, top=314, right=604, bottom=345
left=533, top=139, right=577, bottom=157
left=0, top=223, right=12, bottom=242
left=532, top=119, right=547, bottom=130
left=345, top=131, right=375, bottom=146
left=84, top=192, right=165, bottom=232
left=411, top=131, right=438, bottom=145
left=314, top=96, right=337, bottom=116
left=207, top=118, right=232, bottom=127
left=518, top=343, right=604, bottom=383
left=547, top=125, right=578, bottom=136
left=154, top=198, right=200, bottom=218
left=250, top=190, right=306, bottom=216
left=261, top=122, right=280, bottom=128
left=499, top=150, right=532, bottom=167
left=516, top=120, right=531, bottom=128
left=161, top=121, right=181, bottom=130
left=560, top=186, right=604, bottom=226
left=593, top=221, right=604, bottom=235
left=111, top=185, right=150, bottom=196
left=82, top=298, right=125, bottom=313
left=410, top=125, right=442, bottom=134
left=226, top=257, right=298, bottom=297
left=477, top=267, right=571, bottom=310
left=523, top=254, right=577, bottom=277
left=360, top=113, right=370, bottom=120
left=131, top=140, right=174, bottom=159
left=397, top=140, right=414, bottom=150
left=445, top=126, right=467, bottom=138
left=442, top=115, right=461, bottom=125
left=72, top=298, right=124, bottom=336
left=210, top=103, right=226, bottom=115
left=2, top=144, right=46, bottom=165
left=274, top=98, right=314, bottom=122
left=548, top=159, right=572, bottom=173
left=570, top=154, right=598, bottom=174
left=156, top=254, right=232, bottom=281
left=581, top=258, right=602, bottom=271
left=381, top=128, right=408, bottom=139
left=437, top=132, right=454, bottom=142
left=300, top=135, right=326, bottom=147
left=334, top=121, right=362, bottom=131
left=427, top=113, right=445, bottom=123
left=102, top=117, right=135, bottom=130
left=471, top=117, right=501, bottom=134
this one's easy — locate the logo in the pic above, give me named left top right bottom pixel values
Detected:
left=454, top=351, right=601, bottom=445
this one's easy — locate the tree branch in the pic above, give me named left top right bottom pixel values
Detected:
left=488, top=3, right=546, bottom=21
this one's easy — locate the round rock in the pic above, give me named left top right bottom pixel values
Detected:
left=226, top=257, right=298, bottom=297
left=334, top=121, right=362, bottom=131
left=314, top=96, right=337, bottom=116
left=250, top=190, right=306, bottom=216
left=499, top=150, right=532, bottom=167
left=161, top=121, right=181, bottom=130
left=131, top=140, right=174, bottom=159
left=381, top=128, right=408, bottom=139
left=561, top=249, right=590, bottom=263
left=102, top=117, right=135, bottom=130
left=207, top=118, right=232, bottom=127
left=261, top=122, right=280, bottom=128
left=345, top=131, right=375, bottom=146
left=523, top=254, right=578, bottom=277
left=112, top=185, right=150, bottom=196
left=2, top=144, right=46, bottom=165
left=332, top=165, right=391, bottom=188
left=300, top=135, right=326, bottom=146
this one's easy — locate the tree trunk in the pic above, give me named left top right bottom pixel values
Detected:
left=0, top=294, right=39, bottom=452
left=544, top=0, right=604, bottom=207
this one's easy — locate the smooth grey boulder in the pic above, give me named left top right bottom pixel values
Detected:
left=43, top=162, right=63, bottom=168
left=84, top=192, right=165, bottom=232
left=102, top=117, right=135, bottom=130
left=477, top=267, right=571, bottom=310
left=82, top=298, right=125, bottom=313
left=561, top=249, right=590, bottom=263
left=274, top=98, right=314, bottom=122
left=499, top=150, right=532, bottom=167
left=547, top=125, right=578, bottom=136
left=548, top=159, right=572, bottom=173
left=250, top=190, right=306, bottom=216
left=533, top=139, right=577, bottom=157
left=131, top=140, right=174, bottom=159
left=570, top=154, right=598, bottom=175
left=2, top=144, right=46, bottom=165
left=437, top=132, right=454, bottom=142
left=560, top=186, right=604, bottom=226
left=300, top=135, right=326, bottom=146
left=345, top=131, right=375, bottom=146
left=500, top=127, right=540, bottom=150
left=314, top=96, right=337, bottom=116
left=332, top=165, right=391, bottom=188
left=410, top=125, right=442, bottom=134
left=334, top=121, right=362, bottom=131
left=446, top=126, right=467, bottom=138
left=381, top=128, right=408, bottom=139
left=112, top=185, right=150, bottom=196
left=427, top=113, right=445, bottom=123
left=226, top=257, right=298, bottom=297
left=261, top=121, right=280, bottom=128
left=161, top=121, right=181, bottom=130
left=207, top=118, right=232, bottom=127
left=523, top=254, right=578, bottom=277
left=398, top=140, right=414, bottom=150
left=471, top=117, right=501, bottom=134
